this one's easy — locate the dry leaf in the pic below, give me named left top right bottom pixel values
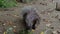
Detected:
left=40, top=31, right=44, bottom=34
left=32, top=29, right=35, bottom=32
left=3, top=32, right=6, bottom=34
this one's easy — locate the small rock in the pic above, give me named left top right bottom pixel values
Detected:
left=46, top=23, right=51, bottom=27
left=13, top=26, right=16, bottom=28
left=3, top=23, right=6, bottom=26
left=53, top=31, right=58, bottom=34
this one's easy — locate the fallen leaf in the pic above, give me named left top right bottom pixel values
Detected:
left=40, top=31, right=44, bottom=34
left=32, top=29, right=35, bottom=32
left=4, top=32, right=6, bottom=34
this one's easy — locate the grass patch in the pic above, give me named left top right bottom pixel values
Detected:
left=19, top=29, right=33, bottom=34
left=0, top=0, right=17, bottom=8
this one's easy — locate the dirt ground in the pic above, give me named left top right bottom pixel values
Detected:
left=0, top=0, right=60, bottom=34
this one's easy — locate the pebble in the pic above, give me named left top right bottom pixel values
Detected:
left=46, top=23, right=51, bottom=27
left=53, top=31, right=58, bottom=34
left=13, top=26, right=16, bottom=28
left=3, top=23, right=6, bottom=26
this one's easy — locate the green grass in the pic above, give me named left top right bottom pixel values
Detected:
left=19, top=29, right=33, bottom=34
left=0, top=0, right=17, bottom=8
